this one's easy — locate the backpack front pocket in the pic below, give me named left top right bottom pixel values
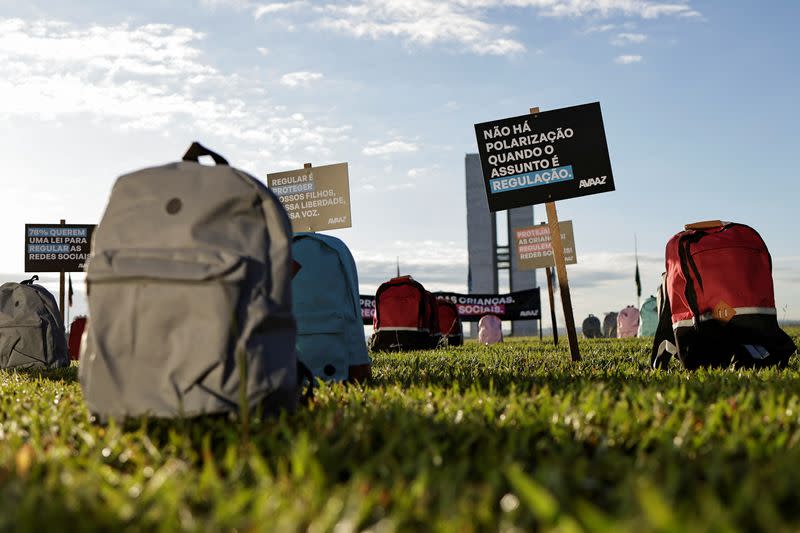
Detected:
left=0, top=323, right=47, bottom=369
left=84, top=248, right=248, bottom=416
left=295, top=311, right=349, bottom=381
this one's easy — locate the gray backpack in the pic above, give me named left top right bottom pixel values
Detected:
left=79, top=143, right=298, bottom=420
left=602, top=312, right=618, bottom=338
left=0, top=276, right=68, bottom=370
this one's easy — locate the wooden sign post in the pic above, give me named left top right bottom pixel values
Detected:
left=545, top=266, right=558, bottom=345
left=545, top=202, right=579, bottom=360
left=58, top=219, right=66, bottom=323
left=530, top=107, right=579, bottom=361
left=303, top=163, right=313, bottom=232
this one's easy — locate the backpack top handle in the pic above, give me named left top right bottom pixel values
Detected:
left=182, top=142, right=229, bottom=166
left=685, top=220, right=725, bottom=231
left=21, top=275, right=39, bottom=285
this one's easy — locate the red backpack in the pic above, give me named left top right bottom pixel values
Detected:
left=436, top=299, right=463, bottom=347
left=652, top=221, right=796, bottom=369
left=68, top=316, right=87, bottom=361
left=369, top=276, right=439, bottom=351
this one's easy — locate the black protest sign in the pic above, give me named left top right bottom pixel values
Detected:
left=474, top=102, right=614, bottom=212
left=434, top=289, right=541, bottom=322
left=25, top=224, right=96, bottom=272
left=360, top=295, right=376, bottom=325
left=361, top=289, right=541, bottom=325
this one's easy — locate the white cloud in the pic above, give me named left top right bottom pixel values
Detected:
left=612, top=32, right=647, bottom=45
left=0, top=18, right=214, bottom=77
left=0, top=18, right=349, bottom=160
left=312, top=0, right=698, bottom=55
left=279, top=70, right=324, bottom=87
left=253, top=2, right=306, bottom=19
left=257, top=46, right=269, bottom=55
left=585, top=23, right=618, bottom=33
left=387, top=183, right=416, bottom=191
left=211, top=0, right=699, bottom=56
left=0, top=19, right=219, bottom=122
left=316, top=1, right=526, bottom=56
left=615, top=54, right=643, bottom=64
left=362, top=140, right=419, bottom=156
left=200, top=0, right=253, bottom=9
left=504, top=0, right=701, bottom=19
left=407, top=164, right=440, bottom=177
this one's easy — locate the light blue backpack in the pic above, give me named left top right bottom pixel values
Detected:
left=291, top=233, right=371, bottom=382
left=638, top=295, right=659, bottom=337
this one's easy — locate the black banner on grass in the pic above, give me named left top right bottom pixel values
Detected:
left=360, top=295, right=376, bottom=325
left=360, top=288, right=541, bottom=325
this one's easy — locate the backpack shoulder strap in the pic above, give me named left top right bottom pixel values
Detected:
left=182, top=142, right=229, bottom=166
left=651, top=273, right=677, bottom=369
left=297, top=361, right=315, bottom=406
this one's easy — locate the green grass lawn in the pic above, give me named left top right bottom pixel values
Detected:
left=2, top=330, right=799, bottom=532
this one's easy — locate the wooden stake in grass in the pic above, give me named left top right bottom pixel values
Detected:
left=303, top=163, right=313, bottom=233
left=58, top=219, right=65, bottom=324
left=545, top=266, right=558, bottom=346
left=530, top=107, right=581, bottom=362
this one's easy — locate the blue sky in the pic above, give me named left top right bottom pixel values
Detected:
left=1, top=0, right=798, bottom=323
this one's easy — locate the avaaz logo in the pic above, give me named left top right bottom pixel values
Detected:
left=578, top=176, right=607, bottom=188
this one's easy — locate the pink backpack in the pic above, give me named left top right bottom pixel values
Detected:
left=617, top=306, right=640, bottom=338
left=478, top=314, right=503, bottom=345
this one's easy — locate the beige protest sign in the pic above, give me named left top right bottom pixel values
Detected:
left=514, top=220, right=577, bottom=270
left=267, top=162, right=351, bottom=232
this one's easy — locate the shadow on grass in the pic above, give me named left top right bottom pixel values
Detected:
left=7, top=363, right=79, bottom=383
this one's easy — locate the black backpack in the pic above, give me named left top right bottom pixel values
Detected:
left=582, top=314, right=602, bottom=338
left=0, top=276, right=69, bottom=369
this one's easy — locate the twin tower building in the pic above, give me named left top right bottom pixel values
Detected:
left=465, top=153, right=538, bottom=337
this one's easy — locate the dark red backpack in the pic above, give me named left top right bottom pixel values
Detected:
left=425, top=291, right=441, bottom=347
left=652, top=221, right=796, bottom=369
left=369, top=276, right=439, bottom=352
left=436, top=298, right=463, bottom=347
left=68, top=316, right=87, bottom=361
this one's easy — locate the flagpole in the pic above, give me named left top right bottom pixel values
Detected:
left=635, top=234, right=640, bottom=309
left=66, top=273, right=71, bottom=329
